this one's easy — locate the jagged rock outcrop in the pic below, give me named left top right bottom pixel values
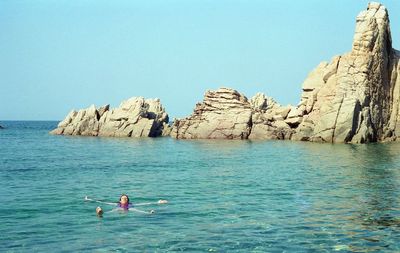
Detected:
left=171, top=88, right=253, bottom=139
left=171, top=88, right=294, bottom=140
left=50, top=3, right=400, bottom=144
left=248, top=93, right=294, bottom=140
left=50, top=97, right=170, bottom=137
left=172, top=2, right=400, bottom=143
left=291, top=2, right=399, bottom=143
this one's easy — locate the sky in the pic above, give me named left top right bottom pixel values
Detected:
left=0, top=0, right=399, bottom=120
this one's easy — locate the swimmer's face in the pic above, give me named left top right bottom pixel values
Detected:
left=120, top=195, right=129, bottom=205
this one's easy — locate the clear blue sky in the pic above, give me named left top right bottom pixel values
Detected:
left=1, top=0, right=399, bottom=120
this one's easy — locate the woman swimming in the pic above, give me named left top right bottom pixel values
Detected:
left=85, top=194, right=168, bottom=216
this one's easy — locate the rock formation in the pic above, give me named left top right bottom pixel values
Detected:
left=51, top=3, right=400, bottom=143
left=50, top=97, right=169, bottom=137
left=171, top=88, right=294, bottom=140
left=248, top=93, right=295, bottom=140
left=170, top=88, right=253, bottom=139
left=291, top=2, right=399, bottom=143
left=172, top=2, right=400, bottom=143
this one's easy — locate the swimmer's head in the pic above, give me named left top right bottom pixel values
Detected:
left=96, top=206, right=103, bottom=216
left=119, top=194, right=130, bottom=205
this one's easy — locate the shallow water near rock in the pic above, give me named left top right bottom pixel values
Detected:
left=1, top=121, right=400, bottom=252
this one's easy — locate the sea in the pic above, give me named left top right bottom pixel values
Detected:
left=1, top=121, right=400, bottom=252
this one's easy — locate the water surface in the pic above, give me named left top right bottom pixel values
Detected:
left=1, top=121, right=400, bottom=252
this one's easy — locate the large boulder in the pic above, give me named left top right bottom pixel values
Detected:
left=171, top=88, right=253, bottom=139
left=50, top=97, right=169, bottom=137
left=171, top=87, right=293, bottom=140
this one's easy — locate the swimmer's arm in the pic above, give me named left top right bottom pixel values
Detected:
left=134, top=200, right=168, bottom=206
left=134, top=202, right=156, bottom=206
left=129, top=207, right=155, bottom=215
left=85, top=196, right=118, bottom=206
left=105, top=208, right=120, bottom=213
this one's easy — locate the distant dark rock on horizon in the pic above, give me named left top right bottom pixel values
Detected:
left=50, top=97, right=170, bottom=137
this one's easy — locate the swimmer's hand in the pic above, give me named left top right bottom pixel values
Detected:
left=158, top=200, right=168, bottom=204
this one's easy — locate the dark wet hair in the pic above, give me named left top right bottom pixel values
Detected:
left=119, top=194, right=130, bottom=204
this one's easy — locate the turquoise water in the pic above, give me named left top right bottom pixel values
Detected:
left=1, top=121, right=400, bottom=252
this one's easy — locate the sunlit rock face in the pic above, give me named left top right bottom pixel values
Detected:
left=173, top=2, right=400, bottom=143
left=171, top=88, right=253, bottom=139
left=171, top=88, right=294, bottom=140
left=51, top=3, right=400, bottom=144
left=50, top=97, right=170, bottom=138
left=291, top=2, right=400, bottom=143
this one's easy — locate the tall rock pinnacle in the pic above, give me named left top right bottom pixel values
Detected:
left=291, top=2, right=399, bottom=143
left=352, top=2, right=392, bottom=54
left=172, top=2, right=400, bottom=143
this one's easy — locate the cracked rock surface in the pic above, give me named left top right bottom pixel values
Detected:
left=292, top=2, right=399, bottom=143
left=50, top=97, right=169, bottom=137
left=49, top=3, right=400, bottom=143
left=171, top=88, right=253, bottom=139
left=173, top=2, right=400, bottom=143
left=171, top=88, right=294, bottom=140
